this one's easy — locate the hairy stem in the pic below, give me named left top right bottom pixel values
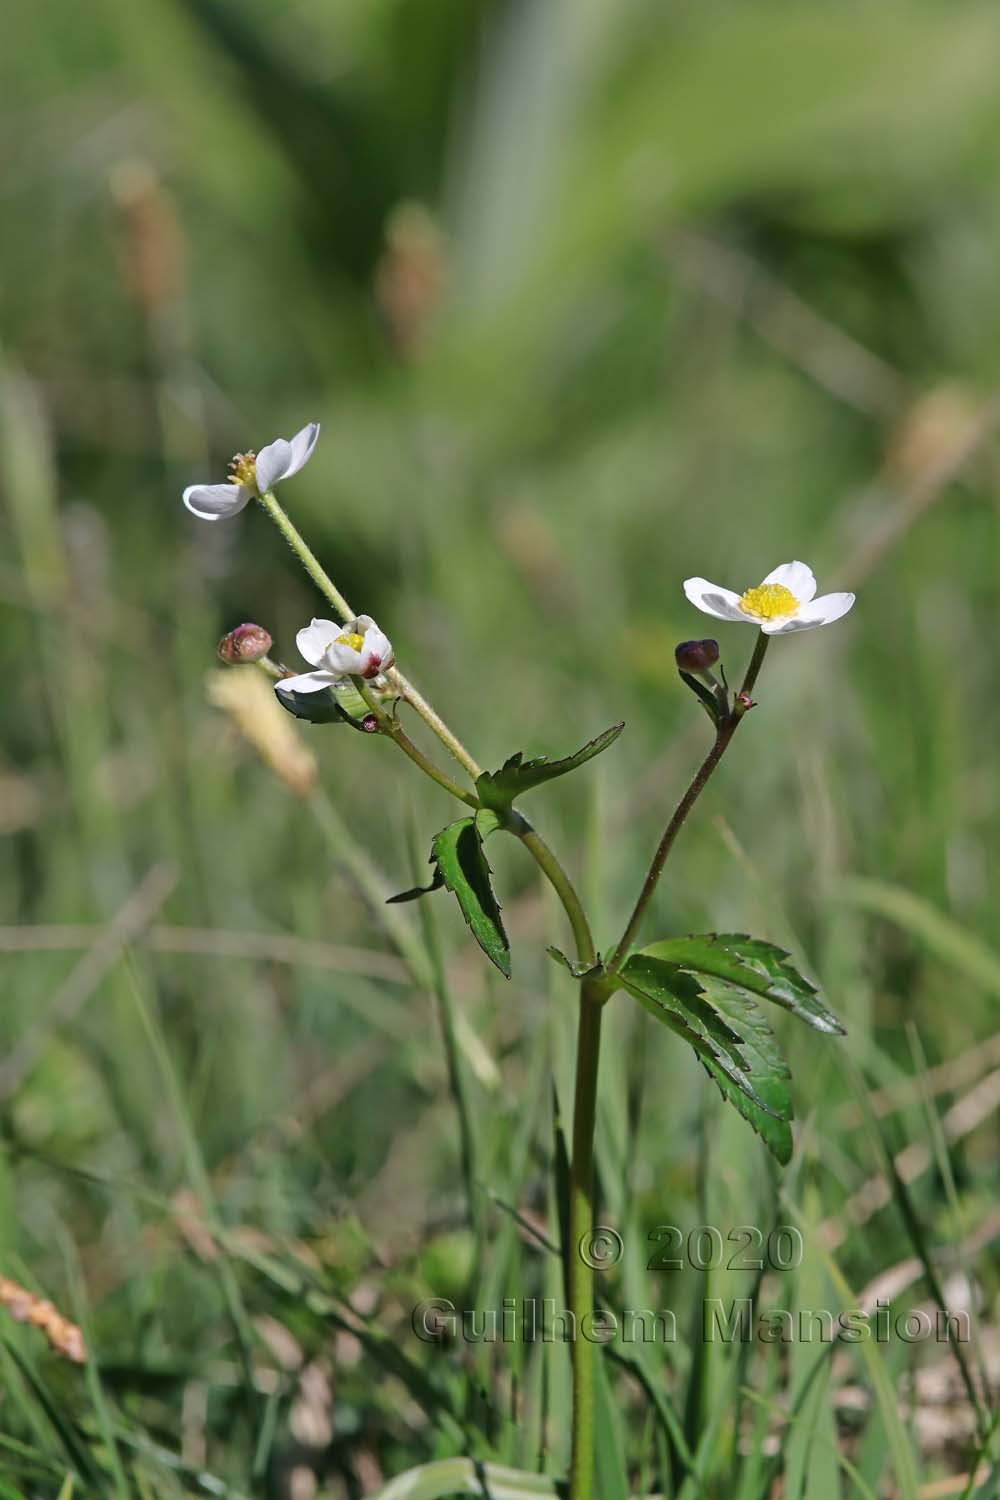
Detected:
left=607, top=632, right=769, bottom=972
left=257, top=489, right=354, bottom=620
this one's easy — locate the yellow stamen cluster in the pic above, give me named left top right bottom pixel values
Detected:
left=739, top=582, right=799, bottom=620
left=337, top=631, right=365, bottom=652
left=228, top=451, right=258, bottom=488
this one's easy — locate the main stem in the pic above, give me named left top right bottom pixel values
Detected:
left=567, top=982, right=603, bottom=1500
left=514, top=821, right=602, bottom=1500
left=608, top=632, right=769, bottom=972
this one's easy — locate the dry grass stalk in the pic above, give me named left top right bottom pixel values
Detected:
left=206, top=668, right=318, bottom=798
left=0, top=1275, right=85, bottom=1363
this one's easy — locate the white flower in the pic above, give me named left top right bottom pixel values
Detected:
left=182, top=422, right=320, bottom=521
left=275, top=616, right=395, bottom=695
left=683, top=561, right=855, bottom=635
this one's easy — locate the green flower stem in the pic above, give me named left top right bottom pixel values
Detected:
left=739, top=628, right=771, bottom=703
left=607, top=632, right=770, bottom=973
left=257, top=488, right=353, bottom=620
left=387, top=668, right=483, bottom=783
left=517, top=824, right=597, bottom=968
left=513, top=820, right=601, bottom=1500
left=567, top=981, right=604, bottom=1500
left=257, top=489, right=481, bottom=783
left=350, top=675, right=478, bottom=808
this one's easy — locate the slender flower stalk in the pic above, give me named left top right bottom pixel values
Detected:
left=256, top=487, right=354, bottom=622
left=516, top=822, right=596, bottom=967
left=608, top=633, right=770, bottom=973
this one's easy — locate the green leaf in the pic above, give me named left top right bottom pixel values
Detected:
left=619, top=954, right=774, bottom=1116
left=698, top=978, right=794, bottom=1164
left=640, top=932, right=845, bottom=1035
left=679, top=670, right=723, bottom=727
left=474, top=806, right=502, bottom=840
left=475, top=722, right=625, bottom=816
left=546, top=946, right=605, bottom=980
left=274, top=680, right=371, bottom=727
left=391, top=818, right=511, bottom=976
left=386, top=867, right=445, bottom=904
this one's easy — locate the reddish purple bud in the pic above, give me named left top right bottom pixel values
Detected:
left=361, top=713, right=380, bottom=733
left=736, top=691, right=756, bottom=712
left=218, top=623, right=273, bottom=664
left=675, top=639, right=720, bottom=674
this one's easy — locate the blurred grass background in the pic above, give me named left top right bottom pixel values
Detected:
left=3, top=0, right=1000, bottom=1494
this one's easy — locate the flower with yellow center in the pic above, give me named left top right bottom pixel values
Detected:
left=275, top=615, right=395, bottom=698
left=182, top=422, right=320, bottom=521
left=683, top=561, right=855, bottom=635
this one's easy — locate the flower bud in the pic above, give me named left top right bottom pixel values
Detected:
left=218, top=623, right=273, bottom=664
left=674, top=639, right=720, bottom=674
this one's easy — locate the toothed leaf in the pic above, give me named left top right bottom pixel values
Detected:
left=476, top=723, right=625, bottom=816
left=392, top=817, right=511, bottom=976
left=619, top=954, right=775, bottom=1116
left=639, top=932, right=845, bottom=1035
left=698, top=978, right=794, bottom=1164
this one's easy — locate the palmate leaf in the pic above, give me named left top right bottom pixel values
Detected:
left=640, top=932, right=845, bottom=1035
left=619, top=954, right=775, bottom=1117
left=475, top=723, right=625, bottom=817
left=698, top=977, right=794, bottom=1165
left=388, top=818, right=511, bottom=978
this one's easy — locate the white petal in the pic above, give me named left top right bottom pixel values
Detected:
left=683, top=577, right=749, bottom=622
left=760, top=616, right=800, bottom=635
left=761, top=560, right=817, bottom=604
left=284, top=422, right=320, bottom=479
left=254, top=438, right=293, bottom=494
left=296, top=617, right=342, bottom=667
left=360, top=628, right=393, bottom=678
left=762, top=592, right=855, bottom=634
left=182, top=482, right=249, bottom=520
left=324, top=639, right=365, bottom=675
left=276, top=670, right=341, bottom=695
